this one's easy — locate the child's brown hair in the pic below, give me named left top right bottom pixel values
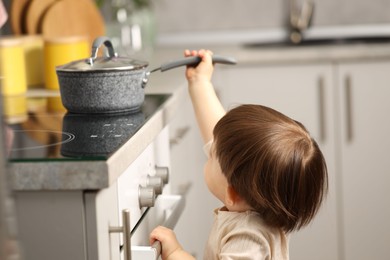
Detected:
left=213, top=104, right=328, bottom=232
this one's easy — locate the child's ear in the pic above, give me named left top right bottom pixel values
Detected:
left=225, top=185, right=240, bottom=207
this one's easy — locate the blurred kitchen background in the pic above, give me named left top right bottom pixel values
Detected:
left=2, top=0, right=390, bottom=46
left=1, top=0, right=390, bottom=260
left=155, top=0, right=390, bottom=45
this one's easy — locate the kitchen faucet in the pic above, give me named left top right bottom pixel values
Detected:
left=288, top=0, right=314, bottom=43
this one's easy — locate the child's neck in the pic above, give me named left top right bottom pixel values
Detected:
left=225, top=201, right=253, bottom=212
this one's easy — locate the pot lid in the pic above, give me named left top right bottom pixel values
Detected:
left=56, top=56, right=149, bottom=72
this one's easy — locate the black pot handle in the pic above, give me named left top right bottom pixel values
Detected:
left=89, top=36, right=118, bottom=65
left=143, top=55, right=237, bottom=88
left=160, top=55, right=237, bottom=71
left=150, top=55, right=237, bottom=73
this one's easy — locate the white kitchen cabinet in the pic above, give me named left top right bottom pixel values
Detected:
left=14, top=191, right=87, bottom=260
left=217, top=63, right=339, bottom=260
left=84, top=182, right=120, bottom=260
left=217, top=59, right=390, bottom=260
left=336, top=60, right=390, bottom=260
left=14, top=168, right=135, bottom=260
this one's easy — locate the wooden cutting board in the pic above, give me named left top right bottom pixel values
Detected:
left=10, top=0, right=31, bottom=34
left=25, top=0, right=59, bottom=34
left=41, top=0, right=105, bottom=47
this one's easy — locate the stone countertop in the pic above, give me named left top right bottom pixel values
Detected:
left=9, top=41, right=390, bottom=191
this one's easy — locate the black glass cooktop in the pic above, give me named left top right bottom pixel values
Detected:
left=4, top=94, right=170, bottom=162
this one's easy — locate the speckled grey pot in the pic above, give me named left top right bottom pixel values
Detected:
left=55, top=36, right=150, bottom=114
left=57, top=69, right=146, bottom=114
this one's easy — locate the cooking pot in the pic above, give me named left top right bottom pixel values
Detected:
left=56, top=36, right=237, bottom=114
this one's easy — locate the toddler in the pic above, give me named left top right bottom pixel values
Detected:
left=150, top=49, right=328, bottom=260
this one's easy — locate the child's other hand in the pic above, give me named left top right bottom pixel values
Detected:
left=184, top=49, right=214, bottom=85
left=150, top=226, right=183, bottom=260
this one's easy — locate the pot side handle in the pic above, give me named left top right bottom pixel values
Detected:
left=156, top=55, right=237, bottom=72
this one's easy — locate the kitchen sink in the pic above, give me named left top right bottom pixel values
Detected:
left=244, top=36, right=390, bottom=48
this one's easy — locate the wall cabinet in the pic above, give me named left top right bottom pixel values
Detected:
left=216, top=59, right=390, bottom=260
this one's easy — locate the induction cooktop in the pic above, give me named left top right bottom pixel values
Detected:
left=5, top=94, right=170, bottom=162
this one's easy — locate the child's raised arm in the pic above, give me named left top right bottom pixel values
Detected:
left=184, top=49, right=226, bottom=144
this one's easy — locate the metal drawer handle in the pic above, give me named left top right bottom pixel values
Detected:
left=345, top=75, right=354, bottom=142
left=131, top=195, right=186, bottom=259
left=110, top=209, right=132, bottom=260
left=317, top=76, right=326, bottom=143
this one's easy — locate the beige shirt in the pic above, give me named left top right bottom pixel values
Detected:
left=204, top=207, right=289, bottom=260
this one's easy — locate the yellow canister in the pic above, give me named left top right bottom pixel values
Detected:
left=0, top=37, right=27, bottom=96
left=47, top=96, right=66, bottom=112
left=20, top=35, right=44, bottom=88
left=44, top=36, right=89, bottom=90
left=2, top=94, right=28, bottom=124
